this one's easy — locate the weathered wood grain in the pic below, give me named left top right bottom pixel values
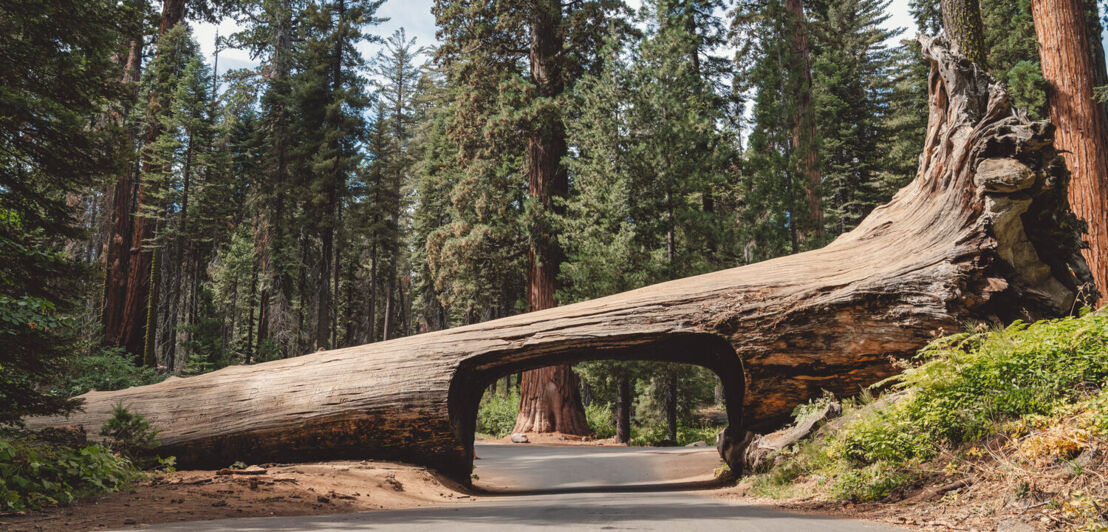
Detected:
left=27, top=36, right=1094, bottom=482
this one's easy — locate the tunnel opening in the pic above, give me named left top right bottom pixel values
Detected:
left=445, top=333, right=746, bottom=489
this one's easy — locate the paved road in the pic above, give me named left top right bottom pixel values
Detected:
left=143, top=443, right=904, bottom=531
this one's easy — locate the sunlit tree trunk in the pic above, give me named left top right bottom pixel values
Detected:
left=513, top=0, right=590, bottom=436
left=1031, top=0, right=1108, bottom=302
left=786, top=0, right=822, bottom=240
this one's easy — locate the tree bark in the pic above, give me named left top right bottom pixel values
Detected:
left=616, top=374, right=632, bottom=444
left=102, top=0, right=146, bottom=347
left=941, top=0, right=988, bottom=68
left=665, top=369, right=678, bottom=443
left=1031, top=0, right=1108, bottom=302
left=118, top=0, right=188, bottom=361
left=513, top=0, right=591, bottom=436
left=786, top=0, right=822, bottom=240
left=30, top=37, right=1094, bottom=484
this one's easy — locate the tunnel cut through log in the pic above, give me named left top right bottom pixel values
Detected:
left=25, top=35, right=1096, bottom=483
left=447, top=333, right=746, bottom=477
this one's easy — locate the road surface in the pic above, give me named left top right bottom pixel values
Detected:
left=141, top=443, right=903, bottom=531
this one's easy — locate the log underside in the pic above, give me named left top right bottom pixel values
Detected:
left=28, top=36, right=1095, bottom=483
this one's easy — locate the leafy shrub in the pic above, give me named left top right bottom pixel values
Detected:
left=586, top=402, right=616, bottom=439
left=476, top=392, right=519, bottom=438
left=829, top=462, right=912, bottom=502
left=630, top=423, right=722, bottom=447
left=100, top=404, right=160, bottom=467
left=54, top=347, right=163, bottom=397
left=791, top=391, right=839, bottom=421
left=0, top=438, right=140, bottom=512
left=1088, top=388, right=1108, bottom=435
left=751, top=458, right=810, bottom=498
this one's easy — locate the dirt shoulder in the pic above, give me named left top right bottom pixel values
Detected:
left=480, top=432, right=626, bottom=447
left=714, top=441, right=1108, bottom=532
left=1, top=460, right=471, bottom=532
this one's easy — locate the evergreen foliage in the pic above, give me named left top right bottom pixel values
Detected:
left=734, top=0, right=821, bottom=259
left=0, top=0, right=126, bottom=424
left=100, top=404, right=161, bottom=464
left=809, top=0, right=899, bottom=235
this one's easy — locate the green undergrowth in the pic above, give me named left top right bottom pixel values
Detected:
left=475, top=391, right=621, bottom=439
left=0, top=438, right=141, bottom=513
left=631, top=423, right=720, bottom=447
left=475, top=390, right=717, bottom=444
left=1, top=406, right=167, bottom=513
left=748, top=309, right=1108, bottom=504
left=476, top=392, right=520, bottom=438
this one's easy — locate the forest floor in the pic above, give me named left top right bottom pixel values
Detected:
left=482, top=432, right=624, bottom=446
left=0, top=460, right=469, bottom=532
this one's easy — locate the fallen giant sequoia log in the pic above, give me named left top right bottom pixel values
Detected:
left=29, top=36, right=1095, bottom=481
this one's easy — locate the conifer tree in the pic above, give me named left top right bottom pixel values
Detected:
left=293, top=0, right=381, bottom=350
left=373, top=29, right=424, bottom=341
left=563, top=0, right=738, bottom=441
left=140, top=33, right=217, bottom=371
left=809, top=0, right=899, bottom=235
left=410, top=69, right=459, bottom=334
left=434, top=0, right=625, bottom=434
left=1, top=0, right=125, bottom=422
left=230, top=0, right=303, bottom=357
left=735, top=0, right=817, bottom=260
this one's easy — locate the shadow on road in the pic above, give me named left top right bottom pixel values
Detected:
left=472, top=477, right=730, bottom=496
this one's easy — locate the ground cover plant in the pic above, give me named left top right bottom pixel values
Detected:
left=744, top=310, right=1108, bottom=529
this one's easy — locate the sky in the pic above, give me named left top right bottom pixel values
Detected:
left=192, top=0, right=918, bottom=79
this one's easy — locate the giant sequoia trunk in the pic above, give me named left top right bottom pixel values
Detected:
left=786, top=0, right=822, bottom=240
left=1031, top=0, right=1108, bottom=302
left=514, top=0, right=591, bottom=436
left=101, top=25, right=144, bottom=347
left=117, top=0, right=189, bottom=362
left=35, top=36, right=1093, bottom=483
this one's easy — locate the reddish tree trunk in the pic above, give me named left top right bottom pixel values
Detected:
left=102, top=5, right=145, bottom=346
left=102, top=163, right=136, bottom=347
left=786, top=0, right=822, bottom=240
left=1031, top=0, right=1108, bottom=302
left=120, top=0, right=188, bottom=361
left=513, top=0, right=590, bottom=436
